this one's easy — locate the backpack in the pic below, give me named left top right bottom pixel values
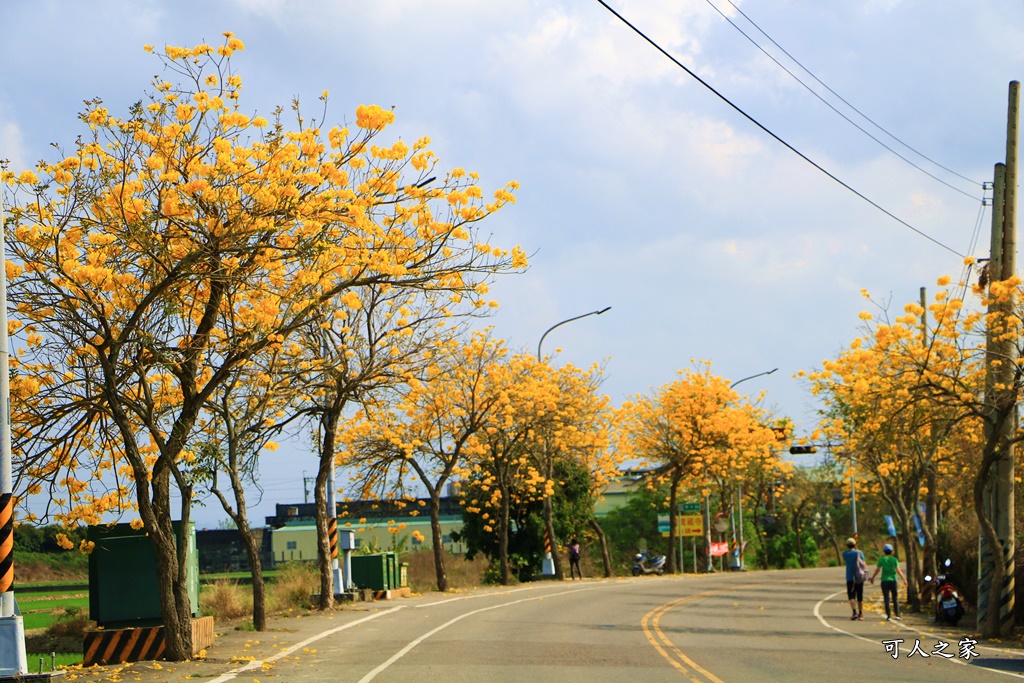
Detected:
left=854, top=555, right=868, bottom=583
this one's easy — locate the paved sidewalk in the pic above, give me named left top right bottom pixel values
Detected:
left=56, top=599, right=415, bottom=683
left=862, top=589, right=1024, bottom=654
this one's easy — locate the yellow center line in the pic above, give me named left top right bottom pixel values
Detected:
left=641, top=597, right=702, bottom=681
left=641, top=580, right=791, bottom=682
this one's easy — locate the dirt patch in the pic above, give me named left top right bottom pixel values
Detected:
left=18, top=562, right=87, bottom=583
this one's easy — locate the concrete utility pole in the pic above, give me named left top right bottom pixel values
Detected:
left=979, top=81, right=1019, bottom=637
left=0, top=183, right=28, bottom=676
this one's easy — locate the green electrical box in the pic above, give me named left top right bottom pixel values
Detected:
left=385, top=553, right=397, bottom=589
left=351, top=552, right=401, bottom=591
left=87, top=521, right=199, bottom=628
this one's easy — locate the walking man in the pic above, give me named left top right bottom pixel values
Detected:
left=842, top=537, right=867, bottom=620
left=567, top=537, right=582, bottom=580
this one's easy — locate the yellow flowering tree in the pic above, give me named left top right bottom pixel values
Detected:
left=3, top=36, right=523, bottom=657
left=464, top=352, right=558, bottom=585
left=300, top=280, right=483, bottom=607
left=616, top=361, right=779, bottom=573
left=807, top=281, right=985, bottom=606
left=338, top=330, right=509, bottom=591
left=528, top=360, right=615, bottom=579
left=198, top=344, right=307, bottom=631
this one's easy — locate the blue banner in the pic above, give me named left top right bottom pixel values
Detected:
left=884, top=515, right=897, bottom=537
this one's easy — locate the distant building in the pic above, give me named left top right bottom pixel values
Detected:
left=594, top=471, right=647, bottom=516
left=196, top=527, right=274, bottom=574
left=266, top=492, right=466, bottom=562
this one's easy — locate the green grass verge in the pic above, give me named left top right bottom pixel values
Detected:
left=19, top=597, right=89, bottom=612
left=26, top=652, right=82, bottom=669
left=23, top=612, right=60, bottom=631
left=201, top=570, right=280, bottom=581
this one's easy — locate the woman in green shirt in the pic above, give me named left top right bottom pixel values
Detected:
left=869, top=544, right=908, bottom=620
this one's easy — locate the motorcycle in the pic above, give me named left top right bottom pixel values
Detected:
left=924, top=558, right=965, bottom=626
left=632, top=550, right=666, bottom=576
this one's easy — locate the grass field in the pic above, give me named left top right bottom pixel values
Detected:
left=22, top=610, right=82, bottom=632
left=19, top=596, right=88, bottom=611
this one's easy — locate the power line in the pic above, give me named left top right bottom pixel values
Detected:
left=707, top=0, right=983, bottom=199
left=594, top=0, right=966, bottom=258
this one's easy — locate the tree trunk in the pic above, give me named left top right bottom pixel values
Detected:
left=898, top=515, right=922, bottom=612
left=109, top=392, right=195, bottom=659
left=820, top=520, right=842, bottom=566
left=589, top=517, right=613, bottom=578
left=750, top=511, right=768, bottom=569
left=149, top=473, right=193, bottom=660
left=314, top=456, right=334, bottom=609
left=429, top=491, right=449, bottom=591
left=542, top=493, right=563, bottom=580
left=667, top=475, right=679, bottom=574
left=210, top=466, right=267, bottom=630
left=976, top=424, right=1008, bottom=638
left=237, top=518, right=267, bottom=631
left=314, top=409, right=341, bottom=610
left=923, top=467, right=938, bottom=581
left=794, top=512, right=806, bottom=568
left=498, top=483, right=511, bottom=585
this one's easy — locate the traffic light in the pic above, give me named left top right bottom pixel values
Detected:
left=789, top=445, right=818, bottom=454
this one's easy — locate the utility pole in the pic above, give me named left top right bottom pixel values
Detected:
left=920, top=287, right=938, bottom=581
left=0, top=173, right=28, bottom=676
left=979, top=80, right=1018, bottom=637
left=704, top=494, right=713, bottom=572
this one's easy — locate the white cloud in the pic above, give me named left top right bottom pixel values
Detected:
left=0, top=114, right=27, bottom=174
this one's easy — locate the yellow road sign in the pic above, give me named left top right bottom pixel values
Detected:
left=660, top=514, right=704, bottom=537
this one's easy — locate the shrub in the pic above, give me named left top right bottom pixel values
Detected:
left=268, top=562, right=317, bottom=612
left=404, top=548, right=488, bottom=593
left=201, top=580, right=251, bottom=621
left=45, top=607, right=92, bottom=639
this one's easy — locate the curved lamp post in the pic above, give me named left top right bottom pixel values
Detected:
left=730, top=367, right=778, bottom=389
left=535, top=306, right=610, bottom=576
left=537, top=307, right=611, bottom=360
left=707, top=367, right=778, bottom=573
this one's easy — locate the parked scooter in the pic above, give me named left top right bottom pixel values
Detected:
left=924, top=558, right=965, bottom=626
left=632, top=550, right=667, bottom=576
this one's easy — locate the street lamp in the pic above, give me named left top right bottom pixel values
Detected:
left=730, top=367, right=778, bottom=389
left=710, top=367, right=778, bottom=572
left=535, top=306, right=610, bottom=577
left=537, top=307, right=611, bottom=360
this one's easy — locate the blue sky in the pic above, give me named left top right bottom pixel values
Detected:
left=2, top=0, right=1022, bottom=527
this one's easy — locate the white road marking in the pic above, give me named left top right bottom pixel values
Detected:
left=412, top=577, right=617, bottom=609
left=204, top=606, right=403, bottom=683
left=357, top=585, right=598, bottom=683
left=813, top=590, right=1024, bottom=679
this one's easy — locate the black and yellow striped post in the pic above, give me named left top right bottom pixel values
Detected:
left=541, top=530, right=555, bottom=576
left=0, top=493, right=13, bottom=596
left=0, top=196, right=27, bottom=676
left=329, top=516, right=338, bottom=561
left=327, top=465, right=342, bottom=595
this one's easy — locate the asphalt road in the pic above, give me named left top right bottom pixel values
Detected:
left=69, top=567, right=1024, bottom=683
